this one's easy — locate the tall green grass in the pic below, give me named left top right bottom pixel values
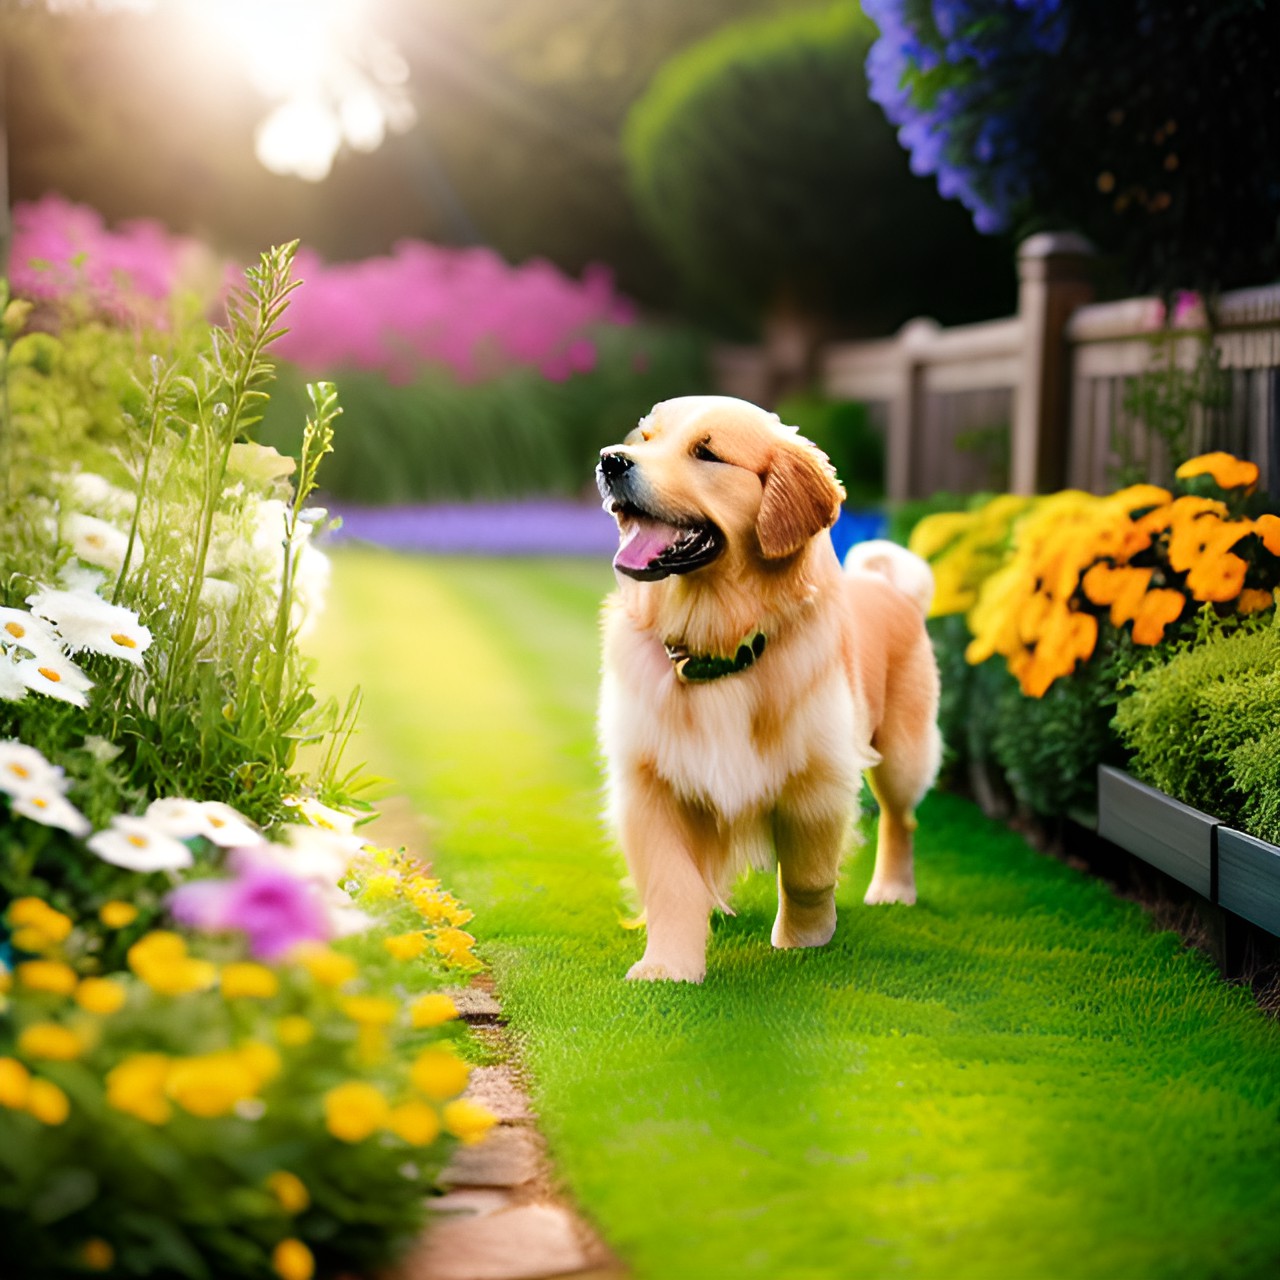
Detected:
left=308, top=548, right=1280, bottom=1280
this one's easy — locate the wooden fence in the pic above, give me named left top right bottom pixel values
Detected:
left=716, top=234, right=1280, bottom=501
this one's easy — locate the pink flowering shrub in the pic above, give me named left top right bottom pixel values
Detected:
left=276, top=242, right=637, bottom=384
left=9, top=194, right=213, bottom=327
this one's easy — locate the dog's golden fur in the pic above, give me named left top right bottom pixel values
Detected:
left=598, top=396, right=941, bottom=982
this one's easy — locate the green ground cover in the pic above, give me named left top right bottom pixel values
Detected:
left=309, top=546, right=1280, bottom=1280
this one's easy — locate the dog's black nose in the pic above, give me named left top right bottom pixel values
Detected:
left=598, top=450, right=634, bottom=484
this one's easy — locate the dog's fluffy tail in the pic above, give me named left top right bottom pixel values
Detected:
left=842, top=539, right=934, bottom=615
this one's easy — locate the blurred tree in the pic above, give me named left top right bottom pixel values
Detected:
left=622, top=4, right=1015, bottom=337
left=864, top=0, right=1280, bottom=296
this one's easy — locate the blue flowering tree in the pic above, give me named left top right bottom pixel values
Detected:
left=864, top=0, right=1280, bottom=293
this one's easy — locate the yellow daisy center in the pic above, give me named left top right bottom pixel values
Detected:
left=111, top=632, right=137, bottom=649
left=5, top=621, right=25, bottom=638
left=38, top=668, right=61, bottom=683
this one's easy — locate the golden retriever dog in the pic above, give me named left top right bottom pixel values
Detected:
left=596, top=395, right=941, bottom=982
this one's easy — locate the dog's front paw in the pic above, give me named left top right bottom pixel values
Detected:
left=626, top=958, right=705, bottom=983
left=863, top=879, right=916, bottom=906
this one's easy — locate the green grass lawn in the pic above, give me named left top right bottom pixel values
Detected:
left=309, top=546, right=1280, bottom=1280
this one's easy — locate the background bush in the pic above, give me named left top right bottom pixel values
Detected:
left=258, top=323, right=708, bottom=505
left=623, top=3, right=1015, bottom=335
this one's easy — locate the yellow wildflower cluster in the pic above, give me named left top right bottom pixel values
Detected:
left=909, top=494, right=1034, bottom=617
left=348, top=847, right=483, bottom=972
left=105, top=1040, right=280, bottom=1124
left=322, top=1042, right=495, bottom=1147
left=127, top=931, right=217, bottom=996
left=950, top=454, right=1280, bottom=697
left=0, top=1055, right=71, bottom=1125
left=7, top=897, right=73, bottom=954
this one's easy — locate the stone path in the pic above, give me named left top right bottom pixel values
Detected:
left=366, top=799, right=624, bottom=1280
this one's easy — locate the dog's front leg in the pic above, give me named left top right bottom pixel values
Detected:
left=771, top=803, right=849, bottom=949
left=619, top=770, right=717, bottom=983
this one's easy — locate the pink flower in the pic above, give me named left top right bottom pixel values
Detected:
left=168, top=858, right=330, bottom=960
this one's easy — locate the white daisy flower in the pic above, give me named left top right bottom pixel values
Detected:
left=27, top=587, right=152, bottom=667
left=87, top=815, right=193, bottom=872
left=64, top=472, right=136, bottom=522
left=57, top=563, right=107, bottom=595
left=0, top=660, right=28, bottom=704
left=144, top=797, right=264, bottom=847
left=16, top=653, right=93, bottom=708
left=260, top=823, right=363, bottom=886
left=64, top=513, right=139, bottom=574
left=11, top=788, right=92, bottom=838
left=283, top=794, right=359, bottom=835
left=0, top=608, right=61, bottom=658
left=0, top=740, right=67, bottom=797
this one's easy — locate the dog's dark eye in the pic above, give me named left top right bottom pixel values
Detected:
left=693, top=441, right=724, bottom=464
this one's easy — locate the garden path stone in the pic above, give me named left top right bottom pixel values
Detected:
left=439, top=1124, right=543, bottom=1190
left=402, top=1204, right=591, bottom=1280
left=465, top=1066, right=535, bottom=1123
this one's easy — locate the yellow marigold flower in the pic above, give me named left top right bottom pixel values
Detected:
left=432, top=927, right=480, bottom=967
left=1131, top=587, right=1186, bottom=646
left=17, top=960, right=78, bottom=996
left=266, top=1170, right=310, bottom=1215
left=126, top=930, right=187, bottom=978
left=389, top=1099, right=441, bottom=1146
left=1238, top=587, right=1275, bottom=615
left=443, top=1098, right=498, bottom=1146
left=75, top=977, right=128, bottom=1016
left=0, top=967, right=9, bottom=995
left=106, top=1054, right=171, bottom=1125
left=221, top=962, right=280, bottom=1000
left=1081, top=563, right=1155, bottom=627
left=79, top=1240, right=114, bottom=1272
left=361, top=872, right=400, bottom=901
left=26, top=1077, right=70, bottom=1125
left=356, top=1024, right=389, bottom=1067
left=323, top=1080, right=390, bottom=1142
left=238, top=1040, right=282, bottom=1088
left=384, top=931, right=428, bottom=961
left=8, top=897, right=73, bottom=943
left=17, top=1022, right=83, bottom=1061
left=1111, top=483, right=1173, bottom=513
left=99, top=901, right=139, bottom=929
left=167, top=1052, right=259, bottom=1117
left=410, top=1047, right=470, bottom=1101
left=0, top=1056, right=32, bottom=1108
left=276, top=1015, right=315, bottom=1047
left=272, top=1238, right=315, bottom=1280
left=11, top=927, right=55, bottom=953
left=907, top=509, right=975, bottom=563
left=341, top=995, right=399, bottom=1025
left=410, top=993, right=459, bottom=1028
left=1175, top=452, right=1259, bottom=491
left=294, top=945, right=358, bottom=988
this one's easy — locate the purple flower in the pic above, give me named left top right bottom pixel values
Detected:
left=168, top=857, right=330, bottom=960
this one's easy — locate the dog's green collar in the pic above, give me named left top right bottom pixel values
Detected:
left=664, top=630, right=766, bottom=683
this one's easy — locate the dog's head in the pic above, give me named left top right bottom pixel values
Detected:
left=597, top=396, right=845, bottom=582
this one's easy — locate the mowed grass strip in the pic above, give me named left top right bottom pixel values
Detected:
left=312, top=547, right=1280, bottom=1280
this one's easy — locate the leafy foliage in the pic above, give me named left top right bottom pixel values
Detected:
left=623, top=3, right=1014, bottom=332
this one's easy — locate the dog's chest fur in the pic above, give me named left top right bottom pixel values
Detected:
left=600, top=599, right=876, bottom=824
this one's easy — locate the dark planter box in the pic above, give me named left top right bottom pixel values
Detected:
left=1217, top=827, right=1280, bottom=937
left=1096, top=765, right=1217, bottom=899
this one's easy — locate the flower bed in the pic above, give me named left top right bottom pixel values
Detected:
left=0, top=243, right=494, bottom=1278
left=908, top=453, right=1280, bottom=831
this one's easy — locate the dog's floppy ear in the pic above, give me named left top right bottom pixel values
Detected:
left=756, top=438, right=845, bottom=560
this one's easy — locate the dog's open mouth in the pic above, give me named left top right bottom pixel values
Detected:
left=608, top=503, right=724, bottom=581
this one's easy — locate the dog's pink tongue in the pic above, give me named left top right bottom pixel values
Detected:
left=614, top=518, right=683, bottom=572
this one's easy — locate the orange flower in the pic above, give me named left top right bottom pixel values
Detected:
left=1254, top=514, right=1280, bottom=557
left=1081, top=563, right=1155, bottom=627
left=1018, top=604, right=1097, bottom=698
left=1238, top=588, right=1275, bottom=615
left=1166, top=499, right=1234, bottom=573
left=1185, top=548, right=1249, bottom=603
left=1131, top=588, right=1185, bottom=645
left=1175, top=452, right=1259, bottom=491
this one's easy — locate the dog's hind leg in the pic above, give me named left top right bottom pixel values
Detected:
left=620, top=767, right=719, bottom=983
left=864, top=642, right=942, bottom=907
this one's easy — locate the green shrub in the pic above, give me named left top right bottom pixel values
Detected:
left=623, top=4, right=1014, bottom=333
left=1114, top=612, right=1280, bottom=832
left=257, top=323, right=708, bottom=505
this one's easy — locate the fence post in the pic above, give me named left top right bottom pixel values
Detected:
left=886, top=317, right=939, bottom=502
left=1011, top=233, right=1095, bottom=493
